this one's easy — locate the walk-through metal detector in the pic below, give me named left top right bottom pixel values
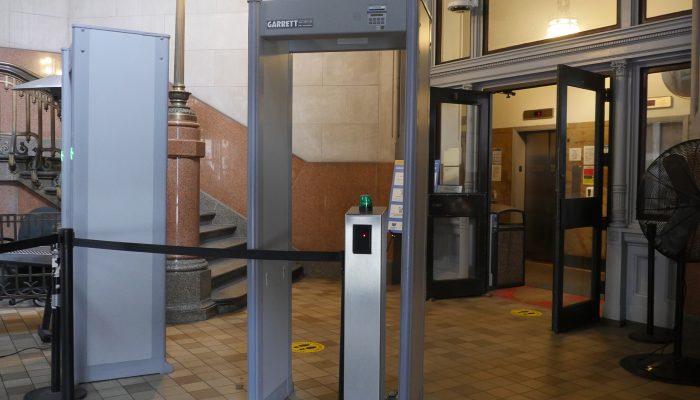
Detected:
left=247, top=0, right=431, bottom=399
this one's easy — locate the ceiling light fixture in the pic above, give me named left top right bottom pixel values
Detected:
left=546, top=0, right=580, bottom=39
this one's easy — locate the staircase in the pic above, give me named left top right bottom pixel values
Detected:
left=0, top=62, right=305, bottom=318
left=198, top=208, right=305, bottom=315
left=0, top=146, right=61, bottom=207
left=0, top=63, right=62, bottom=208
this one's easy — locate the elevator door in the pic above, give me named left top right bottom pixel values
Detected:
left=524, top=131, right=556, bottom=263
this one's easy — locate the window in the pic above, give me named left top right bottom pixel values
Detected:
left=639, top=64, right=692, bottom=177
left=642, top=0, right=692, bottom=22
left=484, top=0, right=618, bottom=53
left=437, top=0, right=471, bottom=64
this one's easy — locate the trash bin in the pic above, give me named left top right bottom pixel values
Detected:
left=490, top=208, right=525, bottom=289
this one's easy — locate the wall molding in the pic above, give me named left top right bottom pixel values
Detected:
left=431, top=16, right=692, bottom=87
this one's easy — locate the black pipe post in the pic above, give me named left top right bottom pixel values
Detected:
left=338, top=252, right=345, bottom=400
left=646, top=224, right=656, bottom=336
left=673, top=256, right=686, bottom=357
left=60, top=228, right=75, bottom=400
left=51, top=244, right=61, bottom=393
left=629, top=224, right=671, bottom=344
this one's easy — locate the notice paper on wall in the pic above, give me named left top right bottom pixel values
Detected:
left=388, top=160, right=404, bottom=233
left=493, top=148, right=503, bottom=165
left=492, top=164, right=502, bottom=182
left=569, top=147, right=582, bottom=162
left=583, top=145, right=595, bottom=165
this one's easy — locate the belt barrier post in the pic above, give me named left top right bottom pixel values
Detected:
left=51, top=244, right=61, bottom=393
left=343, top=206, right=387, bottom=400
left=60, top=228, right=75, bottom=400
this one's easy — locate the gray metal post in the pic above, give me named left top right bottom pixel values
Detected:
left=248, top=1, right=294, bottom=398
left=343, top=207, right=387, bottom=400
left=399, top=1, right=431, bottom=398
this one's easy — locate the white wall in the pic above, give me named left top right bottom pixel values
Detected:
left=68, top=0, right=250, bottom=125
left=1, top=1, right=397, bottom=163
left=0, top=0, right=69, bottom=51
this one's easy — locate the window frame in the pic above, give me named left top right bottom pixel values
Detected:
left=636, top=62, right=692, bottom=208
left=435, top=0, right=472, bottom=65
left=640, top=0, right=692, bottom=24
left=482, top=0, right=622, bottom=55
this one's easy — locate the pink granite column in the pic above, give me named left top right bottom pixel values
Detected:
left=167, top=120, right=204, bottom=250
left=165, top=94, right=216, bottom=323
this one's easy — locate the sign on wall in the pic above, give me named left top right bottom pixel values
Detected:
left=388, top=160, right=404, bottom=233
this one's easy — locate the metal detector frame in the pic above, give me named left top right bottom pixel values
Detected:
left=247, top=1, right=431, bottom=399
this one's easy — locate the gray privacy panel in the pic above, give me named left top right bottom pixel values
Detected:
left=63, top=25, right=170, bottom=382
left=247, top=36, right=294, bottom=399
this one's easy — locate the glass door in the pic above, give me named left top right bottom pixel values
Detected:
left=427, top=87, right=491, bottom=299
left=552, top=65, right=606, bottom=332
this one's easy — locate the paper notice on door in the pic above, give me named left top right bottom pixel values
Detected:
left=492, top=164, right=502, bottom=182
left=569, top=147, right=582, bottom=162
left=583, top=145, right=595, bottom=165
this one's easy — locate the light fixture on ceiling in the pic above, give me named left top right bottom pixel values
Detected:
left=546, top=0, right=580, bottom=39
left=447, top=0, right=478, bottom=13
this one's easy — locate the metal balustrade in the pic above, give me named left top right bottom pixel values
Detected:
left=0, top=212, right=60, bottom=305
left=0, top=62, right=61, bottom=200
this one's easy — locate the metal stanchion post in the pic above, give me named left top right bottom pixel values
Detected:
left=60, top=229, right=85, bottom=400
left=629, top=225, right=672, bottom=344
left=339, top=253, right=345, bottom=400
left=24, top=245, right=62, bottom=400
left=51, top=244, right=61, bottom=393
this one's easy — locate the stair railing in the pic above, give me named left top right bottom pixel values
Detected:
left=0, top=62, right=61, bottom=198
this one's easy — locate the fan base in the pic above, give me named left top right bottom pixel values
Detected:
left=628, top=330, right=673, bottom=344
left=620, top=354, right=700, bottom=386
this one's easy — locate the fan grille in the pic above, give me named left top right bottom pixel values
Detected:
left=638, top=139, right=700, bottom=261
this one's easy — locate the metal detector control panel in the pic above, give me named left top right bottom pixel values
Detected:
left=260, top=0, right=406, bottom=51
left=344, top=206, right=387, bottom=399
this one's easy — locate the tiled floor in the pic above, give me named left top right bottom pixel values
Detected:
left=2, top=279, right=700, bottom=399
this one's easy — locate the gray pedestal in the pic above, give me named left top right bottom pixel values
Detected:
left=166, top=258, right=217, bottom=323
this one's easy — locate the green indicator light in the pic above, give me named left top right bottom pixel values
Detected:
left=70, top=147, right=74, bottom=160
left=359, top=194, right=373, bottom=214
left=60, top=150, right=64, bottom=162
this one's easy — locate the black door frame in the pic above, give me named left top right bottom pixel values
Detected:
left=552, top=65, right=606, bottom=333
left=426, top=87, right=492, bottom=299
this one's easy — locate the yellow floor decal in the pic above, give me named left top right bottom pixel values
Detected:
left=510, top=309, right=543, bottom=317
left=292, top=341, right=325, bottom=353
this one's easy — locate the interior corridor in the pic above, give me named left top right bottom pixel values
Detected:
left=1, top=278, right=699, bottom=400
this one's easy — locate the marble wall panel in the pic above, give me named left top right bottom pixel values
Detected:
left=322, top=51, right=380, bottom=86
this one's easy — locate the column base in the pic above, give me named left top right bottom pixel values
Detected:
left=166, top=258, right=217, bottom=324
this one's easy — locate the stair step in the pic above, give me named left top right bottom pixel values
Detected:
left=211, top=263, right=304, bottom=315
left=201, top=236, right=246, bottom=250
left=44, top=187, right=57, bottom=195
left=199, top=224, right=237, bottom=242
left=200, top=211, right=216, bottom=225
left=210, top=258, right=247, bottom=288
left=212, top=279, right=247, bottom=314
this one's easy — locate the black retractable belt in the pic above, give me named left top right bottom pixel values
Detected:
left=6, top=230, right=342, bottom=400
